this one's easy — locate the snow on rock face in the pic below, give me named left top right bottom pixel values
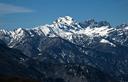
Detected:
left=38, top=25, right=53, bottom=36
left=0, top=29, right=10, bottom=35
left=100, top=39, right=116, bottom=47
left=77, top=26, right=113, bottom=37
left=0, top=29, right=11, bottom=43
left=11, top=28, right=26, bottom=40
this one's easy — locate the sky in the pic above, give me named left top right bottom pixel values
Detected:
left=0, top=0, right=128, bottom=30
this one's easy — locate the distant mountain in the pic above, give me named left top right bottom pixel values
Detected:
left=0, top=16, right=128, bottom=81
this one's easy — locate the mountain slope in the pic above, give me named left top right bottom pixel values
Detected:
left=0, top=40, right=117, bottom=82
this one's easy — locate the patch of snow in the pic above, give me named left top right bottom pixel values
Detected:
left=100, top=39, right=116, bottom=47
left=124, top=26, right=128, bottom=30
left=38, top=53, right=42, bottom=55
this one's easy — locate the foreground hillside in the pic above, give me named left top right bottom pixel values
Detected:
left=0, top=40, right=117, bottom=82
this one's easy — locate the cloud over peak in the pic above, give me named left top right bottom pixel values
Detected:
left=0, top=3, right=33, bottom=14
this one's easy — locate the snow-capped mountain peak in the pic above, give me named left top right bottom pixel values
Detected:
left=53, top=16, right=74, bottom=25
left=52, top=16, right=82, bottom=31
left=32, top=16, right=83, bottom=38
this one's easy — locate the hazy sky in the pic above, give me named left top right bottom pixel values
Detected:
left=0, top=0, right=128, bottom=30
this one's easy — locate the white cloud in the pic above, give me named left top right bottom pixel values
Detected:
left=0, top=3, right=33, bottom=14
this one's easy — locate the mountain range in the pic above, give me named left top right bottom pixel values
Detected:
left=0, top=16, right=128, bottom=82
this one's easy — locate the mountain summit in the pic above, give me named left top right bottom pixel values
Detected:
left=53, top=16, right=75, bottom=25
